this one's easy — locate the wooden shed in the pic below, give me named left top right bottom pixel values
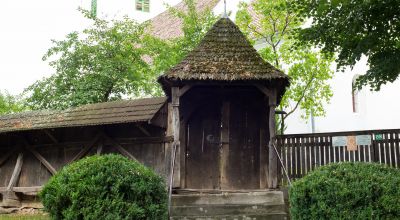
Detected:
left=0, top=17, right=289, bottom=212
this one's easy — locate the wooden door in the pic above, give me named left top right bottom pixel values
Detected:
left=224, top=97, right=261, bottom=189
left=185, top=103, right=221, bottom=189
left=184, top=94, right=263, bottom=190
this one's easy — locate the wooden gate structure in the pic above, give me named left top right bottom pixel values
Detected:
left=277, top=129, right=400, bottom=184
left=0, top=17, right=289, bottom=208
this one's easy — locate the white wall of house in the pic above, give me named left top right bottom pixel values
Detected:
left=284, top=55, right=400, bottom=134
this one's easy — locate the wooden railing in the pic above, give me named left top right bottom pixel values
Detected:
left=277, top=129, right=400, bottom=183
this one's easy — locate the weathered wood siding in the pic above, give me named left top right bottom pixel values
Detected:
left=181, top=86, right=269, bottom=190
left=0, top=123, right=169, bottom=202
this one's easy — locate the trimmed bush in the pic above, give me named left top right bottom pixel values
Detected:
left=40, top=154, right=167, bottom=220
left=290, top=162, right=400, bottom=219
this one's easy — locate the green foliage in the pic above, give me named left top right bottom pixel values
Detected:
left=290, top=162, right=400, bottom=219
left=25, top=9, right=160, bottom=110
left=236, top=0, right=333, bottom=132
left=0, top=90, right=27, bottom=115
left=149, top=0, right=218, bottom=76
left=290, top=0, right=400, bottom=90
left=25, top=1, right=217, bottom=111
left=40, top=154, right=167, bottom=220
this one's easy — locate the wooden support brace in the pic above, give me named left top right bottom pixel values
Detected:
left=7, top=152, right=24, bottom=191
left=20, top=137, right=57, bottom=175
left=136, top=124, right=151, bottom=137
left=101, top=132, right=138, bottom=161
left=178, top=85, right=192, bottom=97
left=26, top=147, right=57, bottom=175
left=43, top=130, right=59, bottom=144
left=254, top=84, right=274, bottom=98
left=96, top=143, right=103, bottom=155
left=69, top=133, right=102, bottom=163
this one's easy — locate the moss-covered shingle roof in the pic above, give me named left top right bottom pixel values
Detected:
left=0, top=97, right=166, bottom=134
left=158, top=17, right=289, bottom=90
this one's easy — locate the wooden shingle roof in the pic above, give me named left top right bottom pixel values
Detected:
left=158, top=17, right=289, bottom=94
left=0, top=97, right=167, bottom=134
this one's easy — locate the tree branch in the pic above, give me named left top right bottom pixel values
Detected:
left=283, top=71, right=317, bottom=119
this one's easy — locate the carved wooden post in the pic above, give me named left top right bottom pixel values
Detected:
left=171, top=87, right=180, bottom=187
left=268, top=90, right=278, bottom=188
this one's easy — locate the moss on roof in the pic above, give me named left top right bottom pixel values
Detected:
left=158, top=17, right=289, bottom=86
left=0, top=97, right=167, bottom=134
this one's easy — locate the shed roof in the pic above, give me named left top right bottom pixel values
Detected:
left=158, top=17, right=289, bottom=94
left=0, top=97, right=167, bottom=134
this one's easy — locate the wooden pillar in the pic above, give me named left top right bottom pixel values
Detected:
left=171, top=87, right=181, bottom=187
left=268, top=91, right=278, bottom=188
left=2, top=152, right=24, bottom=207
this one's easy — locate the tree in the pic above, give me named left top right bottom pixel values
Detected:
left=25, top=9, right=159, bottom=110
left=236, top=0, right=333, bottom=133
left=148, top=0, right=218, bottom=77
left=0, top=91, right=26, bottom=115
left=25, top=1, right=217, bottom=110
left=290, top=0, right=400, bottom=90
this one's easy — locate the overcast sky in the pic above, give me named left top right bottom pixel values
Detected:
left=0, top=0, right=243, bottom=96
left=0, top=0, right=87, bottom=95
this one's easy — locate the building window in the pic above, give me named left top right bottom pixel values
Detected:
left=136, top=0, right=150, bottom=12
left=352, top=75, right=360, bottom=113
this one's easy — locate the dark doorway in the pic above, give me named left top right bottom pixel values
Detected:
left=184, top=90, right=263, bottom=190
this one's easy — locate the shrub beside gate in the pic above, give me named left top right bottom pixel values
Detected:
left=289, top=162, right=400, bottom=219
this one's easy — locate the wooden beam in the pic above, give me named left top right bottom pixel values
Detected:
left=101, top=132, right=138, bottom=161
left=171, top=87, right=181, bottom=187
left=136, top=124, right=151, bottom=137
left=268, top=90, right=278, bottom=188
left=178, top=85, right=192, bottom=97
left=43, top=130, right=58, bottom=144
left=0, top=186, right=42, bottom=194
left=7, top=152, right=24, bottom=191
left=26, top=147, right=57, bottom=175
left=69, top=133, right=102, bottom=163
left=254, top=84, right=274, bottom=99
left=96, top=143, right=103, bottom=155
left=0, top=148, right=17, bottom=167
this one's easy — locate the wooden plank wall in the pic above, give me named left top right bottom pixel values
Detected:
left=277, top=129, right=400, bottom=184
left=0, top=123, right=170, bottom=203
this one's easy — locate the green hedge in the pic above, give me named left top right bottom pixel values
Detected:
left=40, top=154, right=167, bottom=220
left=289, top=162, right=400, bottom=219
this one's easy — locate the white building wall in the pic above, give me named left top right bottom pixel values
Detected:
left=285, top=55, right=400, bottom=134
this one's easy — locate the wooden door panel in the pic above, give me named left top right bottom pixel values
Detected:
left=185, top=105, right=221, bottom=189
left=225, top=99, right=260, bottom=189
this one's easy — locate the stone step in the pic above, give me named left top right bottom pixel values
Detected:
left=172, top=191, right=284, bottom=206
left=170, top=191, right=287, bottom=219
left=170, top=213, right=288, bottom=220
left=171, top=204, right=286, bottom=216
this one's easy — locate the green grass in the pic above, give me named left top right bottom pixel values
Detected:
left=0, top=214, right=49, bottom=220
